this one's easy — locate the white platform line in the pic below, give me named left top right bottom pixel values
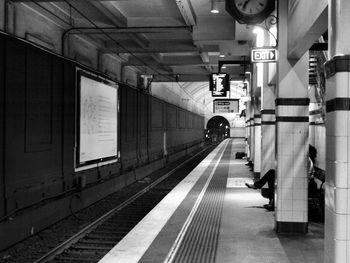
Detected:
left=98, top=140, right=229, bottom=263
left=164, top=140, right=228, bottom=263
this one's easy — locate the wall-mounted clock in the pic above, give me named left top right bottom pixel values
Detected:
left=226, top=0, right=275, bottom=25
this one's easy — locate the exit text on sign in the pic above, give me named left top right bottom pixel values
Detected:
left=251, top=48, right=277, bottom=63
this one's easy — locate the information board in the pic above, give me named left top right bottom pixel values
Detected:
left=210, top=73, right=229, bottom=97
left=213, top=99, right=239, bottom=113
left=77, top=72, right=118, bottom=166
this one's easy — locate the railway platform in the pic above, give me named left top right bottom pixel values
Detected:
left=98, top=138, right=324, bottom=263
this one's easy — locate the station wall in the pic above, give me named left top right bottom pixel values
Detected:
left=0, top=33, right=204, bottom=249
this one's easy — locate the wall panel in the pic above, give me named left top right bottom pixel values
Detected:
left=137, top=92, right=149, bottom=163
left=120, top=85, right=137, bottom=168
left=178, top=109, right=186, bottom=129
left=0, top=37, right=4, bottom=217
left=166, top=105, right=177, bottom=129
left=4, top=40, right=64, bottom=210
left=151, top=98, right=164, bottom=129
left=25, top=47, right=53, bottom=152
left=62, top=60, right=75, bottom=190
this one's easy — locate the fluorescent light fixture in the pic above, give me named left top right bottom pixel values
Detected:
left=221, top=66, right=227, bottom=69
left=219, top=54, right=225, bottom=58
left=253, top=26, right=264, bottom=47
left=211, top=0, right=219, bottom=13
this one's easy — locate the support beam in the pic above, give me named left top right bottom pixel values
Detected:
left=174, top=0, right=196, bottom=26
left=288, top=0, right=328, bottom=59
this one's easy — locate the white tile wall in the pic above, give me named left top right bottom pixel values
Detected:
left=276, top=104, right=309, bottom=223
left=334, top=187, right=348, bottom=214
left=326, top=135, right=348, bottom=163
left=334, top=212, right=347, bottom=240
left=326, top=111, right=349, bottom=137
left=254, top=125, right=261, bottom=173
left=327, top=161, right=347, bottom=188
left=325, top=69, right=350, bottom=262
left=325, top=182, right=335, bottom=212
left=325, top=72, right=349, bottom=100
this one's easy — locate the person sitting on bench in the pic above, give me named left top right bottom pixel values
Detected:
left=245, top=169, right=275, bottom=211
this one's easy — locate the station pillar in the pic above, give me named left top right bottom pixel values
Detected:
left=261, top=27, right=276, bottom=177
left=324, top=0, right=350, bottom=262
left=245, top=100, right=253, bottom=160
left=253, top=111, right=261, bottom=179
left=261, top=84, right=275, bottom=176
left=248, top=90, right=255, bottom=166
left=275, top=0, right=309, bottom=233
left=308, top=85, right=318, bottom=147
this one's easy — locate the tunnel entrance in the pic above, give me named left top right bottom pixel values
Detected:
left=206, top=116, right=230, bottom=143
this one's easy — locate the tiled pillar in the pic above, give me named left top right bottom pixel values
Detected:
left=324, top=0, right=350, bottom=261
left=245, top=117, right=250, bottom=159
left=253, top=113, right=261, bottom=179
left=261, top=109, right=275, bottom=175
left=245, top=101, right=252, bottom=160
left=261, top=62, right=276, bottom=176
left=324, top=56, right=350, bottom=263
left=275, top=98, right=309, bottom=232
left=249, top=104, right=255, bottom=165
left=275, top=0, right=309, bottom=233
left=308, top=85, right=318, bottom=147
left=260, top=29, right=275, bottom=180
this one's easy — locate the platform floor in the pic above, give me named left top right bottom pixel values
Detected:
left=99, top=139, right=324, bottom=263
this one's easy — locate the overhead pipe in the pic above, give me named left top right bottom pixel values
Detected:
left=61, top=26, right=192, bottom=56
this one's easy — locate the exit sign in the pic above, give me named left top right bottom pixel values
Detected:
left=251, top=48, right=277, bottom=63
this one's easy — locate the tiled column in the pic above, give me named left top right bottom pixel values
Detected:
left=245, top=118, right=250, bottom=159
left=275, top=99, right=309, bottom=232
left=308, top=85, right=318, bottom=147
left=275, top=0, right=309, bottom=233
left=245, top=101, right=252, bottom=160
left=253, top=113, right=261, bottom=179
left=261, top=109, right=275, bottom=175
left=261, top=64, right=276, bottom=176
left=249, top=104, right=255, bottom=165
left=260, top=29, right=275, bottom=180
left=324, top=56, right=350, bottom=263
left=323, top=0, right=350, bottom=261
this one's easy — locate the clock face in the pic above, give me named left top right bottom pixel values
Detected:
left=226, top=0, right=275, bottom=24
left=234, top=0, right=268, bottom=16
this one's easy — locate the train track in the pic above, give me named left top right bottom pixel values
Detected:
left=34, top=146, right=214, bottom=263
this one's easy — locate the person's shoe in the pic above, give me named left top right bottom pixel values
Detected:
left=245, top=183, right=257, bottom=189
left=264, top=203, right=274, bottom=211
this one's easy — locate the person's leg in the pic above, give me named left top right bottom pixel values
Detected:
left=267, top=171, right=275, bottom=202
left=245, top=169, right=275, bottom=189
left=254, top=169, right=274, bottom=189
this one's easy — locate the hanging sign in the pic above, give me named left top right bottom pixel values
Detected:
left=251, top=48, right=277, bottom=63
left=213, top=99, right=239, bottom=113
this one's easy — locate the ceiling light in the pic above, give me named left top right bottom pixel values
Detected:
left=219, top=54, right=225, bottom=58
left=221, top=66, right=227, bottom=69
left=211, top=0, right=219, bottom=13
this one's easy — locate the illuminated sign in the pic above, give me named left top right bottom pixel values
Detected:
left=213, top=99, right=239, bottom=113
left=251, top=48, right=277, bottom=63
left=210, top=74, right=229, bottom=97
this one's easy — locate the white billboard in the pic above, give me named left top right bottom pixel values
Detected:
left=78, top=72, right=118, bottom=166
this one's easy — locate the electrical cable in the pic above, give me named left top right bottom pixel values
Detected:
left=62, top=0, right=176, bottom=81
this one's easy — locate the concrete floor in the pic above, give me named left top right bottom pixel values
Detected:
left=100, top=139, right=324, bottom=263
left=217, top=145, right=324, bottom=263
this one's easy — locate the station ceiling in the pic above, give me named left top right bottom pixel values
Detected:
left=12, top=0, right=258, bottom=82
